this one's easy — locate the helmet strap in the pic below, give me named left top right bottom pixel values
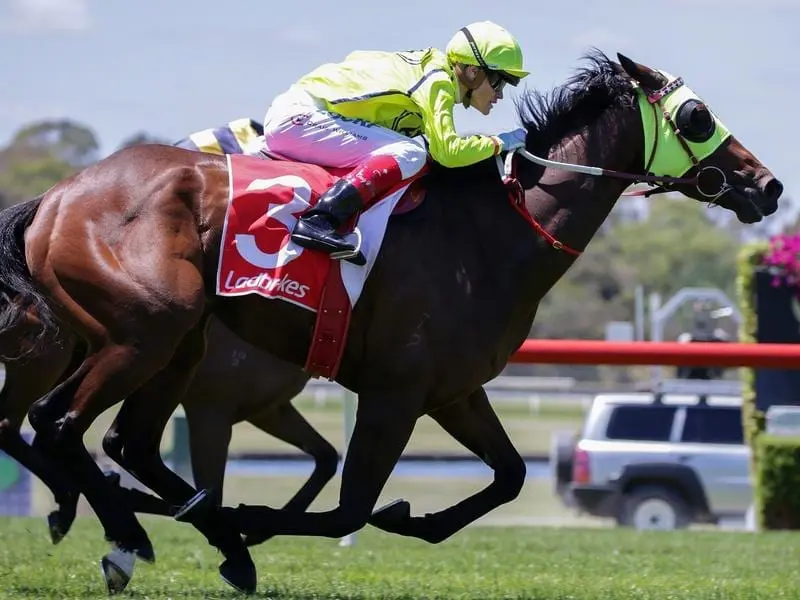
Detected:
left=459, top=27, right=490, bottom=71
left=463, top=89, right=473, bottom=108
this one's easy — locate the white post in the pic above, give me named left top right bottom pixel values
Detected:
left=649, top=292, right=662, bottom=382
left=634, top=284, right=645, bottom=341
left=339, top=390, right=358, bottom=547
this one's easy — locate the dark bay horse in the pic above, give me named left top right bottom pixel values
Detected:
left=0, top=52, right=782, bottom=592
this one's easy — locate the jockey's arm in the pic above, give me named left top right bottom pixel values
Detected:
left=413, top=75, right=501, bottom=169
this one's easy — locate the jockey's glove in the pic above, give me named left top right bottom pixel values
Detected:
left=496, top=128, right=527, bottom=152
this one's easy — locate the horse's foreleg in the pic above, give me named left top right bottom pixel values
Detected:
left=368, top=386, right=526, bottom=543
left=241, top=402, right=340, bottom=546
left=179, top=386, right=421, bottom=541
left=183, top=407, right=233, bottom=506
left=100, top=417, right=174, bottom=517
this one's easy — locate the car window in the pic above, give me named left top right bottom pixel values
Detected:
left=605, top=405, right=676, bottom=441
left=680, top=406, right=744, bottom=445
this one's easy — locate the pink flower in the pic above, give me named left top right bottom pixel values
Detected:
left=762, top=234, right=800, bottom=298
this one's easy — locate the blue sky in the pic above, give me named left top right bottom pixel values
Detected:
left=1, top=0, right=798, bottom=216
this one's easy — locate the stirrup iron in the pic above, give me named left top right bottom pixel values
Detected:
left=330, top=229, right=366, bottom=266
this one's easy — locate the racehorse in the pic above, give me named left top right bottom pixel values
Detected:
left=0, top=119, right=338, bottom=593
left=0, top=119, right=334, bottom=592
left=0, top=313, right=323, bottom=530
left=0, top=52, right=782, bottom=593
left=0, top=311, right=331, bottom=591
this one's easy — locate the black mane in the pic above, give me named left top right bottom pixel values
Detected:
left=515, top=49, right=637, bottom=156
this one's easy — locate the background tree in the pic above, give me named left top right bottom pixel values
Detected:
left=0, top=120, right=100, bottom=207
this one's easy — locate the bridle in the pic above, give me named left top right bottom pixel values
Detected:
left=501, top=76, right=735, bottom=256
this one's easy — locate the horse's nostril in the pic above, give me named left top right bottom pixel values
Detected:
left=764, top=178, right=784, bottom=202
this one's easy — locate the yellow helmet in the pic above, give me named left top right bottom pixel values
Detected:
left=445, top=21, right=529, bottom=86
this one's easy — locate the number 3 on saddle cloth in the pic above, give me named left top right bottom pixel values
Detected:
left=216, top=154, right=428, bottom=380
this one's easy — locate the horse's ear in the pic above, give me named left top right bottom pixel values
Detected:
left=616, top=52, right=668, bottom=91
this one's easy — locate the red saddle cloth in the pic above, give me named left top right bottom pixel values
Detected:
left=216, top=154, right=427, bottom=379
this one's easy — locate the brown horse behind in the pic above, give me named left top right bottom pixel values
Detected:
left=0, top=311, right=330, bottom=590
left=0, top=52, right=783, bottom=593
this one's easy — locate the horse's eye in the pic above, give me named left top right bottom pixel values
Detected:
left=675, top=99, right=716, bottom=143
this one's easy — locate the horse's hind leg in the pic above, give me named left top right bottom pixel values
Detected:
left=180, top=386, right=422, bottom=541
left=104, top=318, right=257, bottom=594
left=240, top=401, right=340, bottom=546
left=0, top=338, right=84, bottom=543
left=27, top=347, right=157, bottom=562
left=1, top=427, right=78, bottom=543
left=0, top=421, right=78, bottom=543
left=1, top=389, right=76, bottom=544
left=368, top=386, right=526, bottom=543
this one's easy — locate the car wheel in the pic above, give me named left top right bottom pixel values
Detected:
left=549, top=431, right=577, bottom=505
left=617, top=486, right=690, bottom=530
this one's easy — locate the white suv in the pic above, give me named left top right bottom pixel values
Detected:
left=567, top=384, right=752, bottom=530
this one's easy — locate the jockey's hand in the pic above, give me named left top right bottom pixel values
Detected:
left=496, top=128, right=527, bottom=152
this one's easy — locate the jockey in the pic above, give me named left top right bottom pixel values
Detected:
left=262, top=21, right=530, bottom=261
left=173, top=118, right=264, bottom=155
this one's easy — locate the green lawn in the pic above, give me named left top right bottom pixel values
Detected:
left=77, top=395, right=586, bottom=458
left=32, top=472, right=586, bottom=527
left=0, top=518, right=797, bottom=599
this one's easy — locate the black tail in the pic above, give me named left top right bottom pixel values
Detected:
left=0, top=196, right=60, bottom=358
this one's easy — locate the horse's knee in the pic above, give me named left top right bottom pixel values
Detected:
left=495, top=455, right=526, bottom=503
left=312, top=442, right=339, bottom=481
left=0, top=418, right=19, bottom=446
left=44, top=413, right=83, bottom=449
left=105, top=424, right=161, bottom=473
left=27, top=397, right=54, bottom=435
left=102, top=426, right=124, bottom=464
left=120, top=437, right=162, bottom=473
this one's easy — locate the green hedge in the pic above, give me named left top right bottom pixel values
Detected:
left=735, top=241, right=768, bottom=459
left=736, top=241, right=800, bottom=530
left=755, top=435, right=800, bottom=530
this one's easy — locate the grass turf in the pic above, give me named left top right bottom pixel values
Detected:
left=0, top=518, right=797, bottom=599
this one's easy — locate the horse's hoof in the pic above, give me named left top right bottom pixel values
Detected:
left=174, top=489, right=213, bottom=523
left=101, top=549, right=136, bottom=595
left=47, top=504, right=76, bottom=545
left=47, top=491, right=78, bottom=545
left=47, top=511, right=66, bottom=545
left=369, top=498, right=411, bottom=532
left=219, top=556, right=257, bottom=595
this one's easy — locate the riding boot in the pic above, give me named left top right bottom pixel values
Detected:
left=290, top=154, right=405, bottom=262
left=290, top=179, right=366, bottom=259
